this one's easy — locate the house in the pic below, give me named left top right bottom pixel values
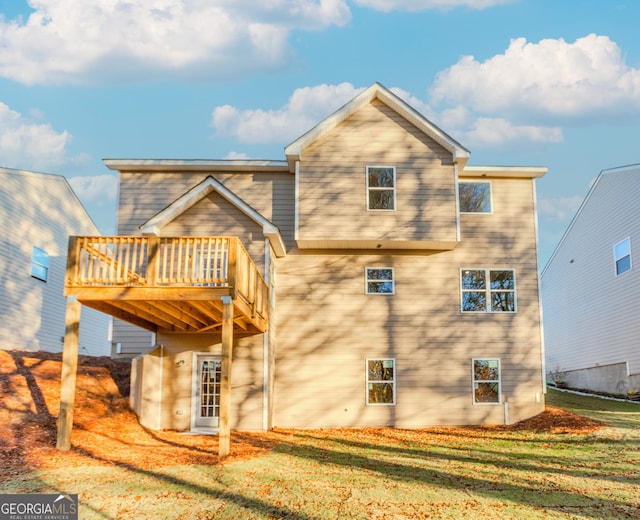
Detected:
left=541, top=163, right=640, bottom=396
left=57, top=83, right=547, bottom=454
left=0, top=167, right=111, bottom=357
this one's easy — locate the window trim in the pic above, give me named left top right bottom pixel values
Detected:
left=614, top=237, right=632, bottom=276
left=460, top=268, right=517, bottom=313
left=365, top=267, right=395, bottom=295
left=472, top=358, right=502, bottom=405
left=366, top=165, right=396, bottom=212
left=30, top=246, right=49, bottom=282
left=366, top=358, right=396, bottom=406
left=458, top=180, right=493, bottom=214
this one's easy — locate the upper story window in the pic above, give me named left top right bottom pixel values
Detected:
left=367, top=166, right=396, bottom=211
left=31, top=246, right=49, bottom=282
left=614, top=238, right=632, bottom=276
left=459, top=181, right=491, bottom=213
left=366, top=267, right=394, bottom=294
left=461, top=269, right=516, bottom=313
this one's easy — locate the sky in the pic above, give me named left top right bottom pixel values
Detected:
left=1, top=0, right=639, bottom=268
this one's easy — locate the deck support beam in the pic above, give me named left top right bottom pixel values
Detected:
left=218, top=296, right=234, bottom=457
left=56, top=297, right=82, bottom=450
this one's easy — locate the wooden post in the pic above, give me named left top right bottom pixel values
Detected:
left=56, top=296, right=82, bottom=450
left=218, top=296, right=234, bottom=457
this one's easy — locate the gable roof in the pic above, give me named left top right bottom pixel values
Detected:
left=284, top=82, right=470, bottom=170
left=139, top=175, right=287, bottom=257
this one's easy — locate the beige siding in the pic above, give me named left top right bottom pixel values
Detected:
left=117, top=171, right=295, bottom=241
left=134, top=334, right=266, bottom=431
left=297, top=99, right=457, bottom=246
left=114, top=169, right=294, bottom=356
left=0, top=169, right=110, bottom=356
left=162, top=192, right=266, bottom=271
left=274, top=176, right=543, bottom=428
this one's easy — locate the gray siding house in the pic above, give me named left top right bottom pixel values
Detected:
left=0, top=167, right=111, bottom=356
left=541, top=164, right=640, bottom=396
left=60, top=83, right=548, bottom=442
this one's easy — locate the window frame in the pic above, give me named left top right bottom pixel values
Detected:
left=472, top=358, right=501, bottom=405
left=458, top=180, right=492, bottom=214
left=365, top=267, right=395, bottom=295
left=366, top=358, right=396, bottom=406
left=460, top=268, right=517, bottom=313
left=30, top=246, right=49, bottom=282
left=614, top=237, right=632, bottom=276
left=366, top=165, right=396, bottom=211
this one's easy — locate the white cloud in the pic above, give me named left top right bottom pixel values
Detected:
left=457, top=116, right=563, bottom=149
left=68, top=174, right=118, bottom=206
left=212, top=83, right=366, bottom=144
left=0, top=102, right=73, bottom=170
left=224, top=151, right=252, bottom=160
left=0, top=0, right=351, bottom=85
left=354, top=0, right=513, bottom=11
left=430, top=34, right=640, bottom=120
left=537, top=195, right=585, bottom=222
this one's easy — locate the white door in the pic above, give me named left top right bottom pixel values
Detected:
left=194, top=356, right=221, bottom=429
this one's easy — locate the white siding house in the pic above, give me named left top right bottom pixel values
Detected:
left=541, top=164, right=640, bottom=395
left=0, top=167, right=111, bottom=356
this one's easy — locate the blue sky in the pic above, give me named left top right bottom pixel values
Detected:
left=1, top=0, right=639, bottom=267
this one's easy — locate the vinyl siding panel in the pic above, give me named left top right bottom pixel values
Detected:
left=0, top=169, right=110, bottom=356
left=274, top=217, right=543, bottom=428
left=296, top=100, right=457, bottom=246
left=542, top=166, right=640, bottom=379
left=117, top=171, right=294, bottom=241
left=114, top=170, right=295, bottom=355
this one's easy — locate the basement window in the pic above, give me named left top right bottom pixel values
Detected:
left=366, top=358, right=396, bottom=405
left=472, top=359, right=501, bottom=404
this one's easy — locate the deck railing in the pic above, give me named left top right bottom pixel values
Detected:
left=65, top=236, right=268, bottom=319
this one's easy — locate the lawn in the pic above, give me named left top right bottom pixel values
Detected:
left=1, top=388, right=639, bottom=519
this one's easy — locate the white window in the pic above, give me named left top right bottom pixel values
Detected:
left=367, top=166, right=396, bottom=211
left=472, top=359, right=501, bottom=404
left=461, top=269, right=516, bottom=312
left=366, top=267, right=394, bottom=294
left=31, top=246, right=49, bottom=282
left=459, top=181, right=492, bottom=213
left=614, top=238, right=632, bottom=276
left=366, top=358, right=396, bottom=405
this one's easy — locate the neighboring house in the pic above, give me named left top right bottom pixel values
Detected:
left=61, top=83, right=548, bottom=440
left=0, top=167, right=111, bottom=357
left=541, top=164, right=640, bottom=396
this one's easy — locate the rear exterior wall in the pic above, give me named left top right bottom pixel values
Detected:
left=273, top=175, right=544, bottom=428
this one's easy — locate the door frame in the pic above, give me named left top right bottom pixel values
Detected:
left=191, top=352, right=222, bottom=431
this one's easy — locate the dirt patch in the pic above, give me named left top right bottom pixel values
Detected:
left=0, top=350, right=605, bottom=481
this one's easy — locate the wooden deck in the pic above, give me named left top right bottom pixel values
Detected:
left=64, top=236, right=268, bottom=334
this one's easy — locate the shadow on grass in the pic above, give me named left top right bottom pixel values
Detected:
left=265, top=430, right=638, bottom=519
left=70, top=444, right=318, bottom=520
